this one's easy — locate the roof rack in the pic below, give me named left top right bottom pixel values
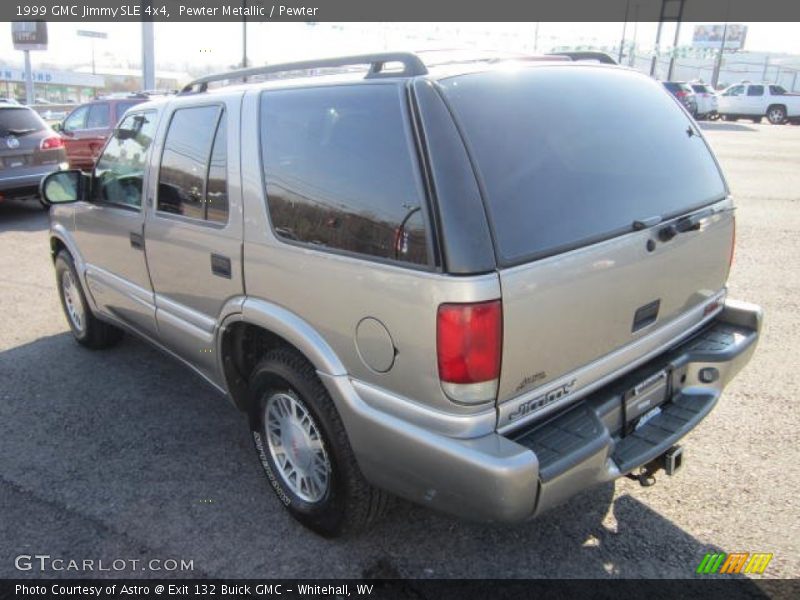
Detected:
left=547, top=51, right=618, bottom=65
left=180, top=52, right=428, bottom=94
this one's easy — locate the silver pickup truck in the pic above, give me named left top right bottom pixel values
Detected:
left=40, top=52, right=761, bottom=537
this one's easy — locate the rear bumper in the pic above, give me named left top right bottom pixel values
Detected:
left=0, top=164, right=62, bottom=196
left=322, top=299, right=761, bottom=522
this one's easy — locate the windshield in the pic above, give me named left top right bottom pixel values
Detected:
left=439, top=66, right=727, bottom=265
left=0, top=107, right=46, bottom=136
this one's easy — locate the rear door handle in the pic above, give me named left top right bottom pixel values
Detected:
left=130, top=232, right=144, bottom=250
left=210, top=253, right=232, bottom=279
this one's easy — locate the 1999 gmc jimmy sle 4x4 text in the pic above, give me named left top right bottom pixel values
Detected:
left=40, top=52, right=761, bottom=537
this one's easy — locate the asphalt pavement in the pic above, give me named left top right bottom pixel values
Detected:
left=0, top=121, right=798, bottom=580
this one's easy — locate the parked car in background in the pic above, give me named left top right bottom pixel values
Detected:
left=41, top=53, right=760, bottom=536
left=661, top=81, right=698, bottom=117
left=1, top=98, right=22, bottom=106
left=690, top=83, right=719, bottom=120
left=718, top=82, right=800, bottom=124
left=0, top=104, right=67, bottom=207
left=57, top=96, right=148, bottom=170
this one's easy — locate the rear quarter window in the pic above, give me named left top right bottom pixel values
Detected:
left=259, top=84, right=430, bottom=266
left=440, top=66, right=727, bottom=265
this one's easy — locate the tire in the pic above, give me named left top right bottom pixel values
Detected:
left=767, top=105, right=787, bottom=125
left=248, top=348, right=389, bottom=537
left=55, top=251, right=124, bottom=349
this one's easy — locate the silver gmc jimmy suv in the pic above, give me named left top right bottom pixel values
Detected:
left=41, top=52, right=762, bottom=537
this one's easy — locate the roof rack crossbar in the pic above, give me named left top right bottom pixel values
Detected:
left=180, top=52, right=428, bottom=94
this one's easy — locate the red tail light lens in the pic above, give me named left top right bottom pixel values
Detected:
left=437, top=300, right=502, bottom=403
left=40, top=136, right=64, bottom=150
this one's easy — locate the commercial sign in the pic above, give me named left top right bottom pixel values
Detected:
left=11, top=21, right=48, bottom=51
left=0, top=67, right=104, bottom=88
left=692, top=24, right=748, bottom=50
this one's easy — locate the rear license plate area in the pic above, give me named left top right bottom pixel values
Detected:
left=624, top=368, right=669, bottom=433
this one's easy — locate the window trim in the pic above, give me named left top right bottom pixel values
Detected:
left=256, top=81, right=438, bottom=272
left=90, top=109, right=158, bottom=212
left=154, top=102, right=229, bottom=228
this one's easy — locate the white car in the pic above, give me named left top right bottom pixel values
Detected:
left=717, top=82, right=800, bottom=124
left=690, top=83, right=719, bottom=120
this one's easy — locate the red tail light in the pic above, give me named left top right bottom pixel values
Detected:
left=437, top=300, right=502, bottom=404
left=40, top=136, right=64, bottom=150
left=675, top=90, right=687, bottom=98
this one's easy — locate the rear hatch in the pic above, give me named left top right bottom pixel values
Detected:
left=438, top=65, right=734, bottom=428
left=0, top=107, right=54, bottom=170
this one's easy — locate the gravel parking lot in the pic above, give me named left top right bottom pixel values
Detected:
left=0, top=121, right=798, bottom=581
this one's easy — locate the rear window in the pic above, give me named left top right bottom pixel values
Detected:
left=439, top=67, right=727, bottom=264
left=0, top=107, right=45, bottom=135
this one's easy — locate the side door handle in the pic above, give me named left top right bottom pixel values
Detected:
left=130, top=232, right=144, bottom=250
left=210, top=253, right=232, bottom=279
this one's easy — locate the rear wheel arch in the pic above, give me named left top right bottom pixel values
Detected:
left=218, top=317, right=343, bottom=415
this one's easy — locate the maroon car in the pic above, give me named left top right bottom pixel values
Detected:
left=58, top=96, right=147, bottom=170
left=0, top=104, right=67, bottom=207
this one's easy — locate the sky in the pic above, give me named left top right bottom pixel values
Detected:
left=2, top=21, right=799, bottom=75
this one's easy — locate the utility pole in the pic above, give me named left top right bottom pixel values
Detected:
left=761, top=56, right=770, bottom=82
left=666, top=1, right=685, bottom=80
left=711, top=22, right=728, bottom=89
left=141, top=21, right=155, bottom=90
left=630, top=4, right=640, bottom=67
left=650, top=22, right=664, bottom=77
left=242, top=0, right=248, bottom=69
left=651, top=0, right=685, bottom=79
left=619, top=0, right=631, bottom=64
left=23, top=50, right=34, bottom=104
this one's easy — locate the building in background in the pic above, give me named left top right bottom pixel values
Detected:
left=0, top=65, right=103, bottom=103
left=74, top=66, right=190, bottom=93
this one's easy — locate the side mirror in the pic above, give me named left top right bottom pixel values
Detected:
left=51, top=121, right=63, bottom=133
left=40, top=170, right=85, bottom=205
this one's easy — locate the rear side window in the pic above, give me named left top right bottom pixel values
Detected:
left=0, top=107, right=45, bottom=135
left=115, top=100, right=141, bottom=120
left=747, top=85, right=764, bottom=96
left=158, top=105, right=228, bottom=223
left=63, top=105, right=88, bottom=131
left=86, top=103, right=110, bottom=128
left=769, top=85, right=786, bottom=96
left=440, top=67, right=727, bottom=265
left=259, top=85, right=429, bottom=266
